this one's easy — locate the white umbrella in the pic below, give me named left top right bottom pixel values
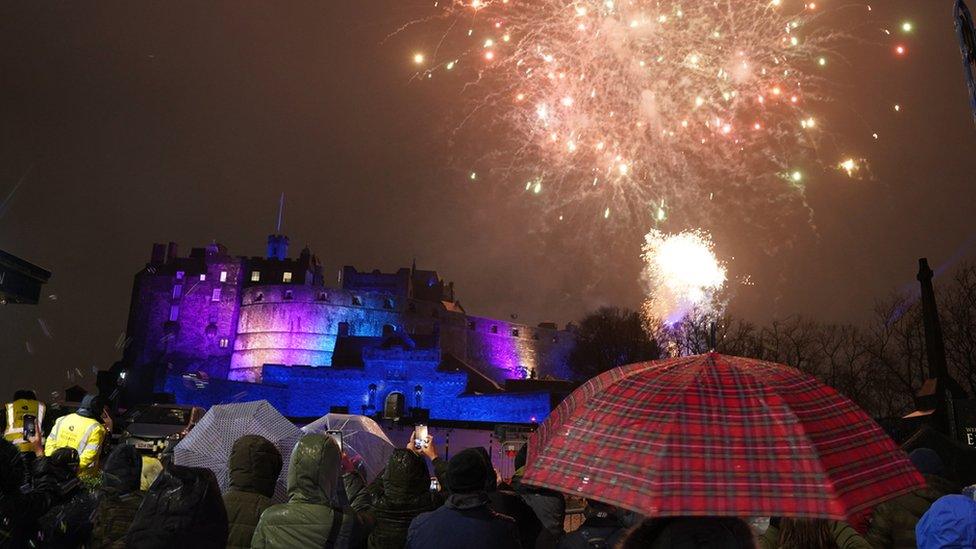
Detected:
left=174, top=400, right=301, bottom=502
left=302, top=413, right=395, bottom=482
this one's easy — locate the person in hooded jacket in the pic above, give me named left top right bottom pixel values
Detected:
left=44, top=395, right=110, bottom=479
left=90, top=445, right=144, bottom=549
left=865, top=447, right=958, bottom=549
left=406, top=448, right=521, bottom=549
left=358, top=447, right=444, bottom=549
left=251, top=433, right=372, bottom=549
left=222, top=435, right=283, bottom=549
left=915, top=494, right=976, bottom=549
left=34, top=447, right=98, bottom=549
left=468, top=447, right=543, bottom=549
left=510, top=445, right=564, bottom=548
left=125, top=462, right=228, bottom=549
left=0, top=438, right=60, bottom=549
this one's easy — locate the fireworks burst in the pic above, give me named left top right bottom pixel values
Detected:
left=640, top=228, right=727, bottom=326
left=411, top=0, right=877, bottom=235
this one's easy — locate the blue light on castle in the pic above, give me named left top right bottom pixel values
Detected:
left=120, top=232, right=576, bottom=424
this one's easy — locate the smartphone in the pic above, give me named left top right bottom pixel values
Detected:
left=326, top=430, right=343, bottom=452
left=22, top=414, right=37, bottom=441
left=414, top=424, right=428, bottom=450
left=429, top=477, right=439, bottom=492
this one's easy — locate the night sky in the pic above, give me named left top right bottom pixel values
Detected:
left=1, top=1, right=974, bottom=399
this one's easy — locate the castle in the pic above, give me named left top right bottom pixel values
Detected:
left=118, top=232, right=576, bottom=424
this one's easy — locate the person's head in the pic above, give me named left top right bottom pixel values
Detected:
left=78, top=394, right=109, bottom=421
left=916, top=495, right=976, bottom=549
left=12, top=389, right=37, bottom=401
left=778, top=518, right=839, bottom=549
left=286, top=433, right=341, bottom=505
left=446, top=448, right=490, bottom=495
left=102, top=444, right=143, bottom=494
left=382, top=448, right=431, bottom=497
left=619, top=517, right=755, bottom=549
left=471, top=446, right=498, bottom=491
left=228, top=434, right=283, bottom=498
left=909, top=448, right=946, bottom=477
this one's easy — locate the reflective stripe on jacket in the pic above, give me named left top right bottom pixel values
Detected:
left=4, top=399, right=45, bottom=451
left=45, top=412, right=106, bottom=473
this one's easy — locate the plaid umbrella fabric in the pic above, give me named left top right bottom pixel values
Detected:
left=174, top=400, right=301, bottom=502
left=523, top=353, right=924, bottom=520
left=302, top=413, right=395, bottom=482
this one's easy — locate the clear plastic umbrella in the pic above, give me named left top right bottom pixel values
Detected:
left=302, top=413, right=395, bottom=482
left=174, top=400, right=301, bottom=502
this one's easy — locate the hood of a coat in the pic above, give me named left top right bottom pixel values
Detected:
left=228, top=435, right=282, bottom=498
left=916, top=495, right=976, bottom=549
left=102, top=444, right=142, bottom=493
left=381, top=449, right=430, bottom=500
left=472, top=447, right=497, bottom=491
left=286, top=434, right=340, bottom=505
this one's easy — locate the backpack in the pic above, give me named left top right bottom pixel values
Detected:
left=125, top=463, right=228, bottom=549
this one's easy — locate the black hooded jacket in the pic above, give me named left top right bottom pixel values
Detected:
left=125, top=462, right=229, bottom=549
left=0, top=439, right=59, bottom=549
left=361, top=449, right=444, bottom=549
left=90, top=445, right=144, bottom=549
left=471, top=448, right=544, bottom=549
left=35, top=447, right=98, bottom=549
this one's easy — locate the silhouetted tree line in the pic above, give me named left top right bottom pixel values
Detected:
left=570, top=264, right=976, bottom=418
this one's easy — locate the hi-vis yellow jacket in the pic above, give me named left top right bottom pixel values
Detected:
left=4, top=398, right=45, bottom=452
left=45, top=412, right=107, bottom=474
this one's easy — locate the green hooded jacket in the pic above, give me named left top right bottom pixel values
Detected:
left=865, top=474, right=958, bottom=549
left=223, top=435, right=282, bottom=549
left=251, top=434, right=370, bottom=549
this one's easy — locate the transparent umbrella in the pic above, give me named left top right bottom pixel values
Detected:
left=302, top=413, right=395, bottom=482
left=174, top=400, right=301, bottom=502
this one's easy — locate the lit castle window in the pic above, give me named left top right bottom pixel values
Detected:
left=199, top=274, right=206, bottom=281
left=283, top=272, right=292, bottom=283
left=251, top=271, right=261, bottom=282
left=220, top=271, right=228, bottom=282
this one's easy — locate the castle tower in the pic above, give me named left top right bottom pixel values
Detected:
left=267, top=193, right=289, bottom=260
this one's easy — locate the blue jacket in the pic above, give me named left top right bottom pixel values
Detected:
left=916, top=495, right=976, bottom=549
left=406, top=492, right=521, bottom=549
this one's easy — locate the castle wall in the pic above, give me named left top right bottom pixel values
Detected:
left=166, top=360, right=551, bottom=424
left=125, top=256, right=243, bottom=380
left=463, top=315, right=576, bottom=381
left=229, top=286, right=407, bottom=381
left=228, top=287, right=574, bottom=384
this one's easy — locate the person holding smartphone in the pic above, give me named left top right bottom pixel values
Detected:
left=355, top=431, right=447, bottom=549
left=3, top=389, right=46, bottom=454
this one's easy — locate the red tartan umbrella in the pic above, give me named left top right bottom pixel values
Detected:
left=523, top=353, right=924, bottom=520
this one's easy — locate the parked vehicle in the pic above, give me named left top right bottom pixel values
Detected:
left=121, top=404, right=205, bottom=456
